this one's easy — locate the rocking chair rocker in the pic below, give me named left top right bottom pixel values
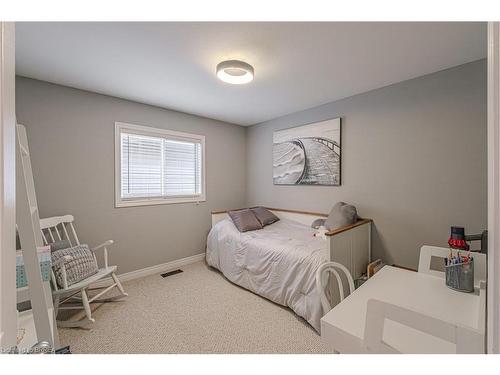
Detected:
left=39, top=214, right=128, bottom=327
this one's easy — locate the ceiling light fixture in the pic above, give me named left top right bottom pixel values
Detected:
left=216, top=60, right=254, bottom=85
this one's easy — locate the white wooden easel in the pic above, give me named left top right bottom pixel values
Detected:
left=16, top=123, right=58, bottom=351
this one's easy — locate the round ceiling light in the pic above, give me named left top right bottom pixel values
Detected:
left=216, top=60, right=254, bottom=85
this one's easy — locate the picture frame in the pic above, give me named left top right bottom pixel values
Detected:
left=272, top=117, right=341, bottom=186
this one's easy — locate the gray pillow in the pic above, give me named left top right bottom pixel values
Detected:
left=49, top=239, right=72, bottom=252
left=51, top=244, right=98, bottom=288
left=311, top=218, right=326, bottom=229
left=324, top=202, right=358, bottom=231
left=228, top=209, right=263, bottom=232
left=251, top=207, right=279, bottom=227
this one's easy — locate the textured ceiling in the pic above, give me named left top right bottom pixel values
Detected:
left=16, top=22, right=486, bottom=125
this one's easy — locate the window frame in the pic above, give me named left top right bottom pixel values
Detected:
left=114, top=122, right=206, bottom=208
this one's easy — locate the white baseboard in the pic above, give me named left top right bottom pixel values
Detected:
left=92, top=252, right=206, bottom=288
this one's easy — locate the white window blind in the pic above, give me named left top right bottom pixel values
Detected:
left=117, top=123, right=204, bottom=206
left=163, top=139, right=202, bottom=196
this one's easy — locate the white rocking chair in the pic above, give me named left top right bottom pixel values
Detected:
left=39, top=214, right=128, bottom=327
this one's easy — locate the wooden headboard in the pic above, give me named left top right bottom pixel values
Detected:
left=211, top=207, right=326, bottom=227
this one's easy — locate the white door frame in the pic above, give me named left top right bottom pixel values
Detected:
left=0, top=22, right=16, bottom=352
left=488, top=21, right=500, bottom=354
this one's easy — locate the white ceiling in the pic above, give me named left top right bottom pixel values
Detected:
left=16, top=22, right=486, bottom=126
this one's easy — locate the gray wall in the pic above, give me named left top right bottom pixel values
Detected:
left=16, top=59, right=488, bottom=272
left=16, top=77, right=247, bottom=274
left=246, top=60, right=487, bottom=268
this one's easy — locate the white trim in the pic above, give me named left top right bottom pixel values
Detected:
left=487, top=22, right=500, bottom=354
left=92, top=253, right=206, bottom=288
left=116, top=196, right=205, bottom=208
left=114, top=121, right=206, bottom=208
left=0, top=22, right=16, bottom=352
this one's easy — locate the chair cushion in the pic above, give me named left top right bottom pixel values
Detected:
left=52, top=244, right=98, bottom=288
left=250, top=207, right=280, bottom=227
left=228, top=209, right=263, bottom=232
left=324, top=202, right=358, bottom=231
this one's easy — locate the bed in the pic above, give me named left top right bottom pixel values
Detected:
left=206, top=207, right=372, bottom=332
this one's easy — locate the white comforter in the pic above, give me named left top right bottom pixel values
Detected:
left=206, top=218, right=329, bottom=332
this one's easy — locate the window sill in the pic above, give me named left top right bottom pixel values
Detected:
left=115, top=196, right=206, bottom=208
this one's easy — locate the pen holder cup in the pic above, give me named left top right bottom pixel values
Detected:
left=445, top=259, right=474, bottom=293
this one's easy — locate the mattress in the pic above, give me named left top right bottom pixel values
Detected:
left=206, top=217, right=329, bottom=332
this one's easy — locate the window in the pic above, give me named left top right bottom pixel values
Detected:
left=115, top=122, right=205, bottom=207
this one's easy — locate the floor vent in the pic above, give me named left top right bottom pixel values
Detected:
left=161, top=269, right=183, bottom=278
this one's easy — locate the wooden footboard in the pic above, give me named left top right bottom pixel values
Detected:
left=210, top=207, right=372, bottom=282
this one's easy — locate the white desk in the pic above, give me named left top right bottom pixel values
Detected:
left=320, top=266, right=485, bottom=353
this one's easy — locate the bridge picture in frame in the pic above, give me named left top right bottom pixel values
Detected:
left=273, top=117, right=341, bottom=186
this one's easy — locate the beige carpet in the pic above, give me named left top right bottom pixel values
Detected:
left=58, top=261, right=334, bottom=354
